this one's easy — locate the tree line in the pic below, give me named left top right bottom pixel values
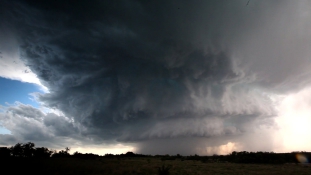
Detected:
left=0, top=142, right=309, bottom=164
left=156, top=151, right=309, bottom=164
left=0, top=142, right=98, bottom=159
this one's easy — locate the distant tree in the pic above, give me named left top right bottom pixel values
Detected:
left=10, top=142, right=35, bottom=158
left=73, top=151, right=81, bottom=155
left=33, top=147, right=53, bottom=158
left=125, top=151, right=135, bottom=157
left=23, top=142, right=35, bottom=157
left=230, top=151, right=237, bottom=156
left=72, top=151, right=99, bottom=159
left=52, top=147, right=71, bottom=158
left=10, top=143, right=24, bottom=157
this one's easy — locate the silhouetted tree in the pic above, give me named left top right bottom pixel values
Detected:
left=10, top=143, right=24, bottom=157
left=52, top=147, right=71, bottom=158
left=33, top=147, right=53, bottom=158
left=125, top=151, right=135, bottom=157
left=10, top=142, right=35, bottom=157
left=72, top=151, right=99, bottom=159
left=23, top=142, right=35, bottom=157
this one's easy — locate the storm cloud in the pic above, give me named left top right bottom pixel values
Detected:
left=1, top=0, right=311, bottom=154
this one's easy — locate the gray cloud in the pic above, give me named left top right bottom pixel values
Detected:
left=1, top=0, right=310, bottom=154
left=0, top=104, right=73, bottom=143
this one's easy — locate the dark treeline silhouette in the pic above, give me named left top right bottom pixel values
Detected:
left=1, top=142, right=53, bottom=158
left=105, top=151, right=150, bottom=158
left=0, top=142, right=310, bottom=164
left=153, top=151, right=309, bottom=164
left=226, top=151, right=300, bottom=164
left=0, top=142, right=99, bottom=159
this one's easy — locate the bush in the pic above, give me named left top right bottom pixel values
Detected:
left=157, top=164, right=171, bottom=175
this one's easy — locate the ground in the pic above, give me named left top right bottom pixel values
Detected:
left=1, top=157, right=310, bottom=175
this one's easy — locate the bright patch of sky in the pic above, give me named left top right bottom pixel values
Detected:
left=275, top=87, right=311, bottom=152
left=0, top=77, right=43, bottom=108
left=0, top=127, right=11, bottom=134
left=0, top=77, right=45, bottom=134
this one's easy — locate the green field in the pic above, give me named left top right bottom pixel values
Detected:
left=2, top=157, right=310, bottom=175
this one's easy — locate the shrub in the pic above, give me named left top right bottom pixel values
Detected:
left=157, top=164, right=171, bottom=175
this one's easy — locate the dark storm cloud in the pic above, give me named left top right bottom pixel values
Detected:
left=2, top=0, right=310, bottom=154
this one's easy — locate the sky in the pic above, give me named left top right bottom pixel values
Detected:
left=0, top=78, right=41, bottom=107
left=1, top=0, right=311, bottom=155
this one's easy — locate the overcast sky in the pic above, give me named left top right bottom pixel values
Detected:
left=1, top=0, right=311, bottom=155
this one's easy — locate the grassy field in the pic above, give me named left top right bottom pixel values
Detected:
left=1, top=157, right=311, bottom=175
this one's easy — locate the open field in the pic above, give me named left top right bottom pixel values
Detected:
left=1, top=157, right=311, bottom=175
